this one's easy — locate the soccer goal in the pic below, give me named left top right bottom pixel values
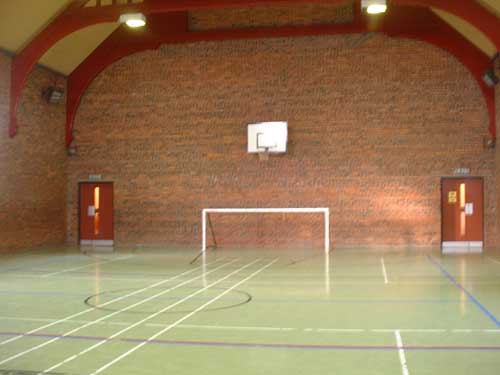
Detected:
left=201, top=208, right=330, bottom=253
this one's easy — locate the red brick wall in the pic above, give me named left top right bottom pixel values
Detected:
left=188, top=1, right=353, bottom=31
left=67, top=35, right=495, bottom=249
left=496, top=85, right=500, bottom=247
left=0, top=52, right=67, bottom=253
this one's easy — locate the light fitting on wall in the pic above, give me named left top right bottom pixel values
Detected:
left=482, top=53, right=499, bottom=87
left=362, top=0, right=387, bottom=14
left=67, top=145, right=77, bottom=157
left=484, top=137, right=496, bottom=150
left=119, top=13, right=146, bottom=28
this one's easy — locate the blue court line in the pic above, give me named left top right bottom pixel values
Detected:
left=1, top=332, right=500, bottom=352
left=428, top=256, right=500, bottom=328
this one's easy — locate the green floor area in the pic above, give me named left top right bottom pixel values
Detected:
left=1, top=246, right=500, bottom=374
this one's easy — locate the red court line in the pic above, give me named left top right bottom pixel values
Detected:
left=1, top=331, right=500, bottom=351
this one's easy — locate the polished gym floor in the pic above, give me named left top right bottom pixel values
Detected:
left=1, top=247, right=500, bottom=375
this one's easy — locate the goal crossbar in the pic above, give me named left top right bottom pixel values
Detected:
left=202, top=208, right=330, bottom=253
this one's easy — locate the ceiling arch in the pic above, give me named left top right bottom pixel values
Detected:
left=66, top=6, right=494, bottom=146
left=5, top=0, right=500, bottom=142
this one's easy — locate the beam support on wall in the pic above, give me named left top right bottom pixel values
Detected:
left=66, top=6, right=495, bottom=147
left=9, top=0, right=500, bottom=143
left=9, top=0, right=150, bottom=138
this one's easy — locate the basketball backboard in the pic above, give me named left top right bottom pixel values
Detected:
left=247, top=122, right=288, bottom=154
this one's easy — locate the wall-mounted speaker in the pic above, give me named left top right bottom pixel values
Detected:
left=482, top=67, right=499, bottom=87
left=483, top=53, right=500, bottom=87
left=42, top=86, right=64, bottom=104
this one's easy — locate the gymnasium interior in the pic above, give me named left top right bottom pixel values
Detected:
left=1, top=0, right=500, bottom=374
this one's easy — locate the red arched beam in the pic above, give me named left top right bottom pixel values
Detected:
left=66, top=12, right=191, bottom=146
left=9, top=0, right=118, bottom=137
left=8, top=0, right=346, bottom=137
left=66, top=11, right=368, bottom=146
left=381, top=7, right=495, bottom=139
left=10, top=0, right=500, bottom=139
left=66, top=5, right=494, bottom=146
left=394, top=0, right=500, bottom=52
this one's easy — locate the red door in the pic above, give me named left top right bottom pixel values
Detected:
left=80, top=183, right=114, bottom=245
left=441, top=178, right=483, bottom=250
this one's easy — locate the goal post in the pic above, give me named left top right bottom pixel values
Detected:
left=201, top=208, right=330, bottom=253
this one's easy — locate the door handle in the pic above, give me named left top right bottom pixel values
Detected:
left=88, top=205, right=95, bottom=217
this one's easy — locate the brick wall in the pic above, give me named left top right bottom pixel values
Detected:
left=188, top=1, right=353, bottom=31
left=67, top=35, right=495, bottom=249
left=496, top=85, right=500, bottom=247
left=0, top=52, right=67, bottom=253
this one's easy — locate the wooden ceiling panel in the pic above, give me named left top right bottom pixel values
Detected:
left=39, top=22, right=120, bottom=75
left=476, top=0, right=500, bottom=19
left=1, top=1, right=499, bottom=76
left=0, top=0, right=72, bottom=53
left=432, top=8, right=497, bottom=57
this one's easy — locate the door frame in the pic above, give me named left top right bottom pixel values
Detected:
left=440, top=176, right=484, bottom=251
left=78, top=181, right=114, bottom=245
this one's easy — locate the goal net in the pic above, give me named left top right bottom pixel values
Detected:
left=201, top=208, right=330, bottom=253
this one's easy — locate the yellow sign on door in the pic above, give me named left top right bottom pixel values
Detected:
left=448, top=191, right=457, bottom=204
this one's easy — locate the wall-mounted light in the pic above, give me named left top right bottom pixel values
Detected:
left=484, top=137, right=496, bottom=150
left=362, top=0, right=387, bottom=14
left=119, top=13, right=146, bottom=28
left=67, top=145, right=77, bottom=157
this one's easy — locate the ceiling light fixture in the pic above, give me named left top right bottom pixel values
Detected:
left=119, top=13, right=146, bottom=28
left=361, top=0, right=387, bottom=15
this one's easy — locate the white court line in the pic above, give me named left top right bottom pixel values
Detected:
left=178, top=324, right=295, bottom=332
left=89, top=258, right=278, bottom=375
left=0, top=317, right=292, bottom=332
left=8, top=273, right=179, bottom=282
left=317, top=328, right=365, bottom=333
left=487, top=257, right=500, bottom=265
left=0, top=316, right=131, bottom=327
left=373, top=329, right=446, bottom=333
left=248, top=281, right=450, bottom=286
left=395, top=330, right=410, bottom=375
left=381, top=257, right=389, bottom=284
left=0, top=258, right=226, bottom=347
left=0, top=259, right=236, bottom=366
left=40, top=255, right=134, bottom=277
left=40, top=259, right=268, bottom=375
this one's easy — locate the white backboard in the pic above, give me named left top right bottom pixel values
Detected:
left=247, top=122, right=288, bottom=153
